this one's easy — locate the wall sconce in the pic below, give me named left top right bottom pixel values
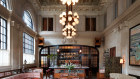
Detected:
left=79, top=49, right=82, bottom=53
left=57, top=49, right=60, bottom=52
left=120, top=58, right=125, bottom=64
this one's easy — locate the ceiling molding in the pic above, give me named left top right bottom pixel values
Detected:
left=28, top=0, right=41, bottom=12
left=29, top=0, right=112, bottom=15
left=39, top=0, right=100, bottom=6
left=41, top=5, right=101, bottom=11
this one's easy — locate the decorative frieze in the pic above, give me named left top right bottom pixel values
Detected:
left=39, top=0, right=99, bottom=6
left=41, top=5, right=100, bottom=11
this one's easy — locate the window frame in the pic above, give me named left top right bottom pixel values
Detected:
left=23, top=32, right=34, bottom=55
left=85, top=17, right=96, bottom=31
left=130, top=0, right=136, bottom=4
left=114, top=0, right=118, bottom=19
left=0, top=16, right=7, bottom=50
left=42, top=18, right=53, bottom=31
left=23, top=11, right=34, bottom=30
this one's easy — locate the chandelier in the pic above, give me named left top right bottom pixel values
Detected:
left=59, top=0, right=79, bottom=39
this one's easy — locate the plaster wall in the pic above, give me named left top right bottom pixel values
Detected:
left=38, top=7, right=105, bottom=45
left=38, top=9, right=105, bottom=69
left=0, top=0, right=39, bottom=71
left=103, top=0, right=140, bottom=76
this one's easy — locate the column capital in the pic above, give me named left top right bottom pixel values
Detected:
left=10, top=21, right=15, bottom=27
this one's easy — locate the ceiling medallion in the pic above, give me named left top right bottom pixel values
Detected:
left=59, top=0, right=79, bottom=39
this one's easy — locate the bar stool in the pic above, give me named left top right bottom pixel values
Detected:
left=46, top=69, right=52, bottom=78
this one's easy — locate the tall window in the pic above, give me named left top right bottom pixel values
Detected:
left=85, top=17, right=96, bottom=31
left=0, top=17, right=9, bottom=66
left=0, top=0, right=7, bottom=8
left=131, top=0, right=136, bottom=4
left=23, top=11, right=33, bottom=29
left=42, top=18, right=53, bottom=31
left=114, top=1, right=118, bottom=19
left=23, top=33, right=35, bottom=64
left=0, top=17, right=7, bottom=50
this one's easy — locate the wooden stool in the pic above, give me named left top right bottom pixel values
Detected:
left=88, top=70, right=92, bottom=76
left=46, top=69, right=52, bottom=78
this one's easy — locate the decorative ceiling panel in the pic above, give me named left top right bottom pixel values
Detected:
left=39, top=0, right=100, bottom=6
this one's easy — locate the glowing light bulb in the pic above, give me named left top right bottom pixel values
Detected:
left=68, top=11, right=72, bottom=15
left=75, top=0, right=78, bottom=3
left=62, top=17, right=66, bottom=21
left=68, top=31, right=71, bottom=33
left=59, top=14, right=63, bottom=17
left=62, top=22, right=65, bottom=25
left=67, top=0, right=71, bottom=6
left=77, top=15, right=79, bottom=18
left=62, top=0, right=67, bottom=4
left=72, top=32, right=76, bottom=36
left=68, top=16, right=72, bottom=21
left=59, top=20, right=63, bottom=24
left=74, top=18, right=78, bottom=22
left=72, top=22, right=76, bottom=26
left=67, top=36, right=72, bottom=39
left=73, top=28, right=76, bottom=31
left=74, top=12, right=78, bottom=16
left=75, top=20, right=79, bottom=24
left=63, top=32, right=67, bottom=36
left=62, top=12, right=66, bottom=16
left=72, top=0, right=75, bottom=3
left=66, top=25, right=68, bottom=28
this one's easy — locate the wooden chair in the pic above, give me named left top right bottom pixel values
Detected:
left=46, top=69, right=52, bottom=78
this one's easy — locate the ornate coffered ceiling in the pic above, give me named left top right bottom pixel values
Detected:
left=29, top=0, right=113, bottom=14
left=39, top=0, right=100, bottom=6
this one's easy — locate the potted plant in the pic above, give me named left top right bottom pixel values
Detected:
left=65, top=61, right=74, bottom=72
left=48, top=54, right=57, bottom=67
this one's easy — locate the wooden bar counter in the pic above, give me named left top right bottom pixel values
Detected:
left=49, top=66, right=89, bottom=79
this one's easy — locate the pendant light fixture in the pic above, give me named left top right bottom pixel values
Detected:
left=60, top=0, right=79, bottom=39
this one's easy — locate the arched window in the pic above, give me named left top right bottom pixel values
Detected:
left=23, top=11, right=33, bottom=29
left=0, top=0, right=7, bottom=8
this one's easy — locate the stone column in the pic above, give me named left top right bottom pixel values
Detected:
left=119, top=21, right=129, bottom=75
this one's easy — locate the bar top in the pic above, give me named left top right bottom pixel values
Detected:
left=49, top=66, right=89, bottom=69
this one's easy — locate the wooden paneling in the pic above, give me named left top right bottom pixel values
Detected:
left=86, top=18, right=90, bottom=31
left=48, top=18, right=53, bottom=31
left=42, top=18, right=53, bottom=31
left=85, top=18, right=96, bottom=31
left=91, top=18, right=96, bottom=31
left=42, top=18, right=47, bottom=31
left=110, top=47, right=116, bottom=57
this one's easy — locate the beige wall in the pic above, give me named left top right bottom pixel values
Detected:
left=0, top=0, right=139, bottom=76
left=38, top=7, right=105, bottom=45
left=0, top=0, right=39, bottom=71
left=103, top=0, right=140, bottom=76
left=38, top=5, right=105, bottom=69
